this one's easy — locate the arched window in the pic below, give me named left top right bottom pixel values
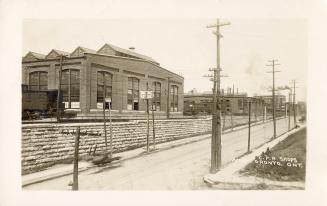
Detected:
left=29, top=71, right=48, bottom=91
left=170, top=85, right=178, bottom=112
left=61, top=69, right=80, bottom=108
left=127, top=77, right=139, bottom=110
left=152, top=82, right=161, bottom=111
left=97, top=71, right=113, bottom=109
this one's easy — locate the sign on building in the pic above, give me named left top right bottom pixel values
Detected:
left=140, top=91, right=153, bottom=99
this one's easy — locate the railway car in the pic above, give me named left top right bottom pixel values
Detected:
left=22, top=85, right=63, bottom=120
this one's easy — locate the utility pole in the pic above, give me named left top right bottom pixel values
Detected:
left=103, top=87, right=108, bottom=154
left=151, top=106, right=156, bottom=150
left=167, top=77, right=171, bottom=119
left=266, top=59, right=281, bottom=139
left=72, top=126, right=80, bottom=191
left=146, top=82, right=150, bottom=153
left=206, top=18, right=230, bottom=173
left=288, top=91, right=292, bottom=131
left=108, top=99, right=113, bottom=158
left=56, top=54, right=64, bottom=123
left=291, top=80, right=297, bottom=127
left=254, top=98, right=257, bottom=122
left=247, top=98, right=251, bottom=153
left=262, top=98, right=265, bottom=123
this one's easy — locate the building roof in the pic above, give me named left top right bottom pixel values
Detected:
left=70, top=46, right=97, bottom=57
left=78, top=46, right=97, bottom=53
left=22, top=52, right=46, bottom=62
left=45, top=49, right=70, bottom=59
left=98, top=43, right=159, bottom=65
left=29, top=52, right=46, bottom=59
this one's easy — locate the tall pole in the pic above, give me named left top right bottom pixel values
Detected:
left=255, top=99, right=257, bottom=122
left=108, top=100, right=113, bottom=158
left=167, top=77, right=171, bottom=119
left=266, top=60, right=280, bottom=139
left=247, top=99, right=251, bottom=153
left=288, top=92, right=291, bottom=131
left=103, top=91, right=108, bottom=153
left=262, top=98, right=265, bottom=123
left=292, top=80, right=297, bottom=126
left=56, top=55, right=64, bottom=122
left=206, top=18, right=230, bottom=173
left=222, top=95, right=226, bottom=133
left=146, top=82, right=150, bottom=152
left=211, top=70, right=217, bottom=173
left=152, top=107, right=156, bottom=150
left=72, top=126, right=80, bottom=191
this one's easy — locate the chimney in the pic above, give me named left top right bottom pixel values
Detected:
left=233, top=84, right=235, bottom=95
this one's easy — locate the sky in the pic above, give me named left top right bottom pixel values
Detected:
left=23, top=18, right=307, bottom=102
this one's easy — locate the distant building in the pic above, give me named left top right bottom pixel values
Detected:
left=253, top=94, right=286, bottom=113
left=22, top=43, right=184, bottom=119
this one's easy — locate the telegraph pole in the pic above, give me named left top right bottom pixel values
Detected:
left=167, top=77, right=171, bottom=119
left=56, top=54, right=64, bottom=123
left=206, top=18, right=230, bottom=173
left=291, top=80, right=297, bottom=126
left=266, top=60, right=280, bottom=139
left=288, top=91, right=292, bottom=130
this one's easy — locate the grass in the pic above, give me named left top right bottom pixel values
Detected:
left=240, top=128, right=306, bottom=182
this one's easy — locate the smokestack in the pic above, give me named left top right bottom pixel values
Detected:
left=233, top=84, right=235, bottom=95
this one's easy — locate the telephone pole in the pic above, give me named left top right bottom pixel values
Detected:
left=56, top=54, right=64, bottom=123
left=266, top=59, right=280, bottom=139
left=288, top=91, right=292, bottom=130
left=206, top=18, right=230, bottom=173
left=291, top=80, right=298, bottom=126
left=167, top=77, right=171, bottom=119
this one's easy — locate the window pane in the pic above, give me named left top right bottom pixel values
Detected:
left=97, top=72, right=104, bottom=85
left=29, top=72, right=39, bottom=85
left=133, top=90, right=139, bottom=99
left=104, top=73, right=112, bottom=86
left=71, top=96, right=79, bottom=102
left=39, top=72, right=48, bottom=86
left=156, top=83, right=161, bottom=92
left=105, top=86, right=112, bottom=98
left=70, top=70, right=80, bottom=84
left=39, top=85, right=47, bottom=91
left=133, top=79, right=139, bottom=90
left=61, top=70, right=69, bottom=85
left=71, top=84, right=80, bottom=96
left=29, top=85, right=38, bottom=91
left=128, top=77, right=133, bottom=89
left=97, top=85, right=104, bottom=102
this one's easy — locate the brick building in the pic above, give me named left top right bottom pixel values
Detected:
left=22, top=43, right=184, bottom=119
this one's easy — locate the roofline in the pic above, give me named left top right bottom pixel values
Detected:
left=22, top=56, right=85, bottom=64
left=84, top=52, right=184, bottom=79
left=102, top=43, right=159, bottom=64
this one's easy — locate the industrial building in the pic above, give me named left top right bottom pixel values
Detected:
left=22, top=43, right=184, bottom=119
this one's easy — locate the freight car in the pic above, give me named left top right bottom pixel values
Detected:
left=22, top=86, right=63, bottom=120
